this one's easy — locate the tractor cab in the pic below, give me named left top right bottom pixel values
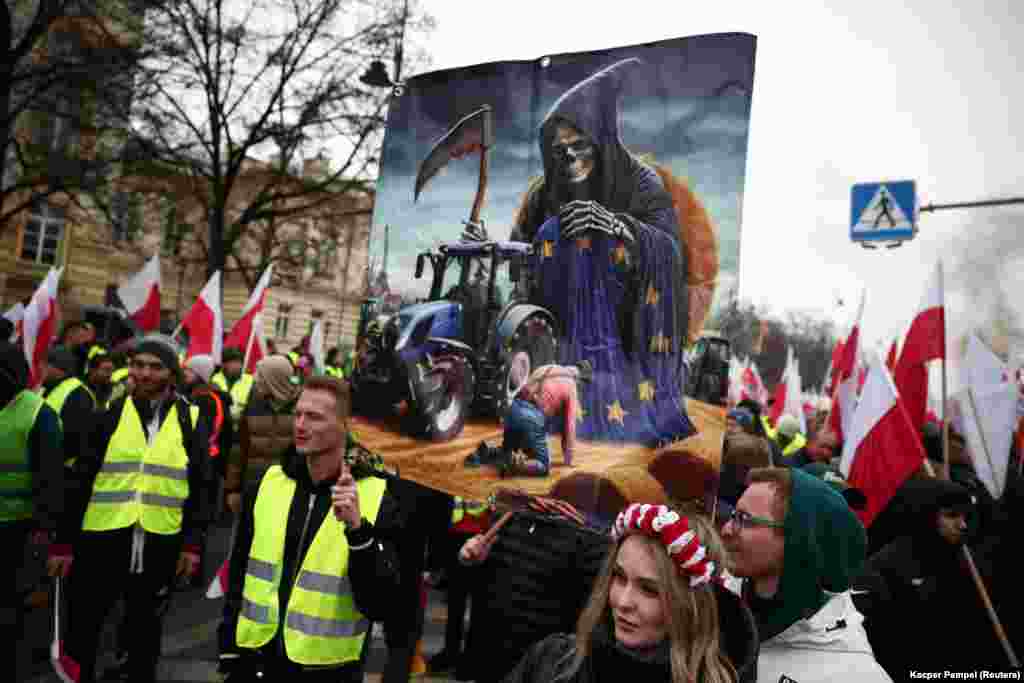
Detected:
left=685, top=331, right=731, bottom=406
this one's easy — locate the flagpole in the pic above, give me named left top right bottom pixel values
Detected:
left=920, top=458, right=1019, bottom=667
left=938, top=261, right=950, bottom=480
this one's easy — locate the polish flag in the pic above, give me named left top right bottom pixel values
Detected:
left=783, top=353, right=807, bottom=434
left=117, top=254, right=162, bottom=332
left=179, top=271, right=223, bottom=364
left=23, top=268, right=63, bottom=387
left=829, top=290, right=866, bottom=443
left=51, top=577, right=81, bottom=682
left=206, top=557, right=231, bottom=599
left=3, top=302, right=24, bottom=342
left=749, top=361, right=768, bottom=405
left=885, top=339, right=899, bottom=372
left=243, top=312, right=267, bottom=375
left=828, top=338, right=846, bottom=397
left=839, top=354, right=927, bottom=527
left=894, top=262, right=945, bottom=431
left=223, top=265, right=273, bottom=359
left=309, top=319, right=325, bottom=374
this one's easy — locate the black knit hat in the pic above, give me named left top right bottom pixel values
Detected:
left=134, top=334, right=181, bottom=376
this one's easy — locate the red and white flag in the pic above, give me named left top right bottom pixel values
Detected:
left=117, top=254, right=162, bottom=332
left=783, top=352, right=807, bottom=434
left=242, top=312, right=267, bottom=375
left=51, top=577, right=81, bottom=682
left=224, top=264, right=273, bottom=358
left=179, top=271, right=223, bottom=364
left=839, top=353, right=927, bottom=527
left=3, top=302, right=24, bottom=342
left=827, top=338, right=846, bottom=397
left=23, top=268, right=63, bottom=387
left=959, top=334, right=1016, bottom=500
left=829, top=289, right=866, bottom=443
left=894, top=261, right=945, bottom=431
left=885, top=338, right=899, bottom=372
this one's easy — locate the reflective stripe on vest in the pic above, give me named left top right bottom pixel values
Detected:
left=44, top=378, right=96, bottom=466
left=0, top=391, right=45, bottom=522
left=782, top=432, right=807, bottom=458
left=212, top=372, right=254, bottom=412
left=81, top=400, right=199, bottom=535
left=236, top=466, right=387, bottom=665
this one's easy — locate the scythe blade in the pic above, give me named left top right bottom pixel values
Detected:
left=414, top=105, right=494, bottom=205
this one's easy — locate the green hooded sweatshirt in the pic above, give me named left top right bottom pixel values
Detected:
left=747, top=468, right=868, bottom=641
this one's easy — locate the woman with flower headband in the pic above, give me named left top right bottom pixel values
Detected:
left=500, top=504, right=758, bottom=683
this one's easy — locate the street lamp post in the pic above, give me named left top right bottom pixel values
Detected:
left=360, top=0, right=408, bottom=95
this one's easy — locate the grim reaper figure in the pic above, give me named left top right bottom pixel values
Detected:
left=512, top=57, right=711, bottom=446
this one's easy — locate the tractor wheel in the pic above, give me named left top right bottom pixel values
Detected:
left=494, top=315, right=557, bottom=417
left=409, top=354, right=476, bottom=442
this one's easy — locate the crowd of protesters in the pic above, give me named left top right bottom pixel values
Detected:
left=3, top=311, right=1022, bottom=683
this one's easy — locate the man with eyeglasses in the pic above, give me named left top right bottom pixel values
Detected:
left=63, top=334, right=215, bottom=683
left=722, top=467, right=891, bottom=683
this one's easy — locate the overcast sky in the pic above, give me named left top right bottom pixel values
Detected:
left=388, top=0, right=1024, bottom=365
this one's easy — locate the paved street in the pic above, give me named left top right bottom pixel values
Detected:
left=20, top=515, right=461, bottom=683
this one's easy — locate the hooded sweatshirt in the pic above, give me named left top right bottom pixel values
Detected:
left=858, top=478, right=1006, bottom=675
left=745, top=469, right=890, bottom=683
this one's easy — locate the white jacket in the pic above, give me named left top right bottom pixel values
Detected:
left=757, top=591, right=892, bottom=683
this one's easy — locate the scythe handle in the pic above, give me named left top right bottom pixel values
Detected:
left=468, top=106, right=493, bottom=226
left=469, top=151, right=489, bottom=226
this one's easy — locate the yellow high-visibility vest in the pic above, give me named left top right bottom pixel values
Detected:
left=236, top=466, right=387, bottom=665
left=450, top=496, right=488, bottom=525
left=781, top=432, right=808, bottom=458
left=44, top=377, right=96, bottom=466
left=212, top=372, right=254, bottom=414
left=0, top=391, right=45, bottom=522
left=81, top=399, right=198, bottom=535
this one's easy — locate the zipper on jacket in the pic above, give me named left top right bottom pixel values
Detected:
left=280, top=492, right=317, bottom=659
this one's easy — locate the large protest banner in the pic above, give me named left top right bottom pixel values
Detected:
left=352, top=33, right=756, bottom=521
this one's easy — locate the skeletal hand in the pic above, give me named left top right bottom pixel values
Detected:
left=559, top=200, right=634, bottom=244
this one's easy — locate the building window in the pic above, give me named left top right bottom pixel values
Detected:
left=112, top=191, right=142, bottom=242
left=275, top=304, right=291, bottom=339
left=21, top=202, right=65, bottom=265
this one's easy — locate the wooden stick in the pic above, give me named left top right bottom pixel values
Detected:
left=920, top=459, right=1019, bottom=667
left=482, top=511, right=513, bottom=542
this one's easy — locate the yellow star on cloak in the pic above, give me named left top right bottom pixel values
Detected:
left=575, top=236, right=592, bottom=250
left=645, top=284, right=660, bottom=306
left=575, top=406, right=588, bottom=424
left=650, top=332, right=666, bottom=354
left=637, top=381, right=655, bottom=402
left=607, top=400, right=629, bottom=426
left=612, top=243, right=628, bottom=265
left=542, top=241, right=554, bottom=258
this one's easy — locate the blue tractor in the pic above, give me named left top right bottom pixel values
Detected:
left=351, top=240, right=559, bottom=441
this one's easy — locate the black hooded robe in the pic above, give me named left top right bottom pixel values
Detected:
left=514, top=58, right=694, bottom=447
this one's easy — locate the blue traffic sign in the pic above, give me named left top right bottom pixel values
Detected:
left=850, top=180, right=916, bottom=243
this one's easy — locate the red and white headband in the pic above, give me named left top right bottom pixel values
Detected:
left=612, top=504, right=716, bottom=588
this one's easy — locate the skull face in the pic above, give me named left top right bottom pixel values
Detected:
left=552, top=123, right=595, bottom=184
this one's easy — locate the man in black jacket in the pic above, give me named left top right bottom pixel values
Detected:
left=219, top=375, right=403, bottom=682
left=64, top=334, right=214, bottom=683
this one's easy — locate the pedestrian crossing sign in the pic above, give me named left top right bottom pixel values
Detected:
left=850, top=180, right=916, bottom=243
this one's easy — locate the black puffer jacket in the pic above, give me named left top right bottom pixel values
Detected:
left=501, top=584, right=758, bottom=683
left=465, top=510, right=611, bottom=683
